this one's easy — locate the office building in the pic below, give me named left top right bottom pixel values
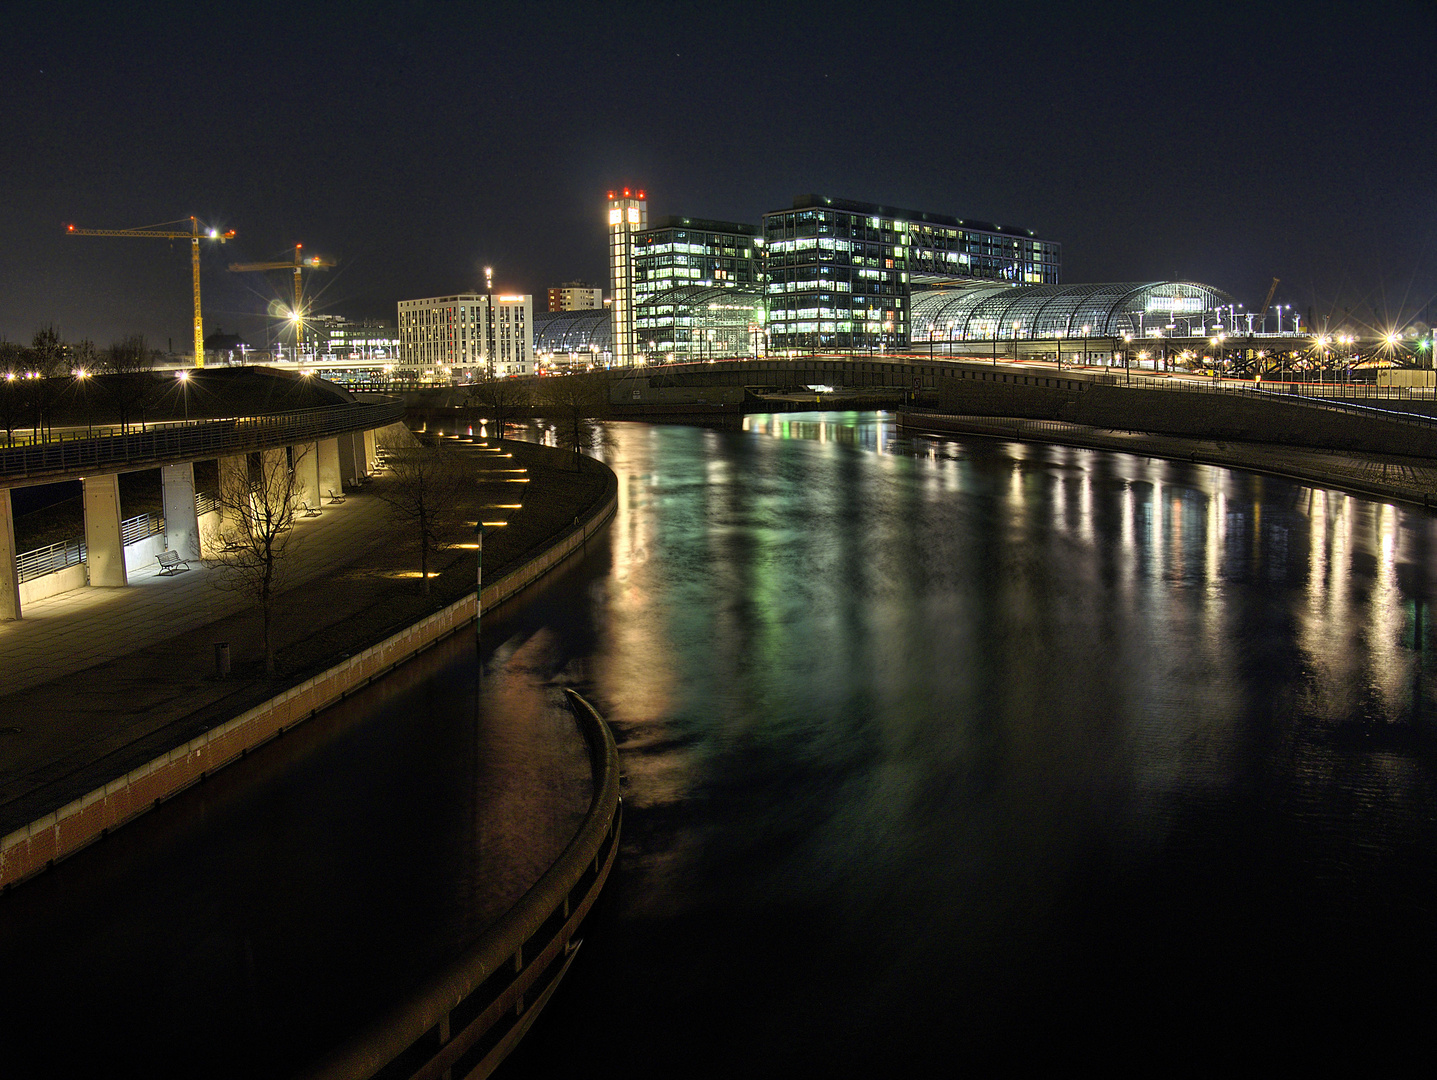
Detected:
left=608, top=188, right=647, bottom=367
left=548, top=282, right=604, bottom=312
left=397, top=293, right=533, bottom=380
left=630, top=216, right=765, bottom=362
left=763, top=195, right=1061, bottom=353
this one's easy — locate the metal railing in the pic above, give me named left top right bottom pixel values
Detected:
left=13, top=499, right=207, bottom=585
left=119, top=512, right=164, bottom=547
left=0, top=401, right=405, bottom=484
left=15, top=539, right=86, bottom=584
left=1083, top=370, right=1437, bottom=430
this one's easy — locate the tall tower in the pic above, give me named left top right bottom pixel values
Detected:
left=608, top=187, right=647, bottom=367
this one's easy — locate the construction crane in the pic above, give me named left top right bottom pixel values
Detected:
left=1246, top=277, right=1281, bottom=375
left=228, top=245, right=336, bottom=358
left=65, top=217, right=235, bottom=368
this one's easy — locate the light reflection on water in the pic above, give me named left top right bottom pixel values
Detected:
left=510, top=411, right=1437, bottom=1072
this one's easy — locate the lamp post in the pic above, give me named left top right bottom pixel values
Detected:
left=1122, top=331, right=1133, bottom=382
left=1081, top=324, right=1090, bottom=369
left=176, top=369, right=190, bottom=421
left=75, top=369, right=92, bottom=437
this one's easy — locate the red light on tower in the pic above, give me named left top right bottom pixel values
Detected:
left=622, top=188, right=631, bottom=197
left=66, top=224, right=75, bottom=232
left=607, top=190, right=616, bottom=200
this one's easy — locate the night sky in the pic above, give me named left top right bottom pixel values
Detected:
left=3, top=1, right=1434, bottom=349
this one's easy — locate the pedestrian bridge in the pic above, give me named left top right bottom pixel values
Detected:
left=0, top=399, right=405, bottom=620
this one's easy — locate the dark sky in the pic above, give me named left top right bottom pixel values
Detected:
left=3, top=0, right=1434, bottom=348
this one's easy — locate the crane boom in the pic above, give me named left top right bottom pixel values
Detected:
left=228, top=245, right=335, bottom=356
left=66, top=217, right=235, bottom=367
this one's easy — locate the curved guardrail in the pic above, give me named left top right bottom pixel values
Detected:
left=0, top=401, right=406, bottom=484
left=303, top=689, right=622, bottom=1080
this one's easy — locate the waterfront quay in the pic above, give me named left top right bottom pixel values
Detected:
left=0, top=426, right=612, bottom=861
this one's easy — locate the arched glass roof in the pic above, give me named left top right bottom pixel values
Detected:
left=533, top=309, right=611, bottom=354
left=911, top=281, right=1234, bottom=340
left=634, top=284, right=765, bottom=318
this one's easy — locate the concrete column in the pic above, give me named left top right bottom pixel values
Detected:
left=219, top=453, right=248, bottom=495
left=293, top=441, right=320, bottom=508
left=216, top=453, right=249, bottom=547
left=317, top=437, right=341, bottom=501
left=0, top=489, right=21, bottom=620
left=83, top=473, right=127, bottom=588
left=363, top=428, right=377, bottom=473
left=338, top=433, right=359, bottom=488
left=161, top=462, right=200, bottom=561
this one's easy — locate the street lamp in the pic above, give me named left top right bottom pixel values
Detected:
left=1081, top=324, right=1090, bottom=368
left=176, top=369, right=190, bottom=421
left=1122, top=330, right=1133, bottom=382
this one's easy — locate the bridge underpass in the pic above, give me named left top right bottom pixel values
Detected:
left=0, top=401, right=403, bottom=620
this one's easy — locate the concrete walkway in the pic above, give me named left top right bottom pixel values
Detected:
left=1, top=491, right=393, bottom=695
left=0, top=437, right=581, bottom=837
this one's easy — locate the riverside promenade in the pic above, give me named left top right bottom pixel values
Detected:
left=899, top=411, right=1437, bottom=509
left=0, top=435, right=613, bottom=850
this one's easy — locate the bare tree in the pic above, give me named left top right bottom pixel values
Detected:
left=26, top=325, right=68, bottom=440
left=101, top=333, right=157, bottom=433
left=535, top=371, right=610, bottom=468
left=204, top=446, right=308, bottom=676
left=466, top=378, right=531, bottom=442
left=372, top=436, right=469, bottom=595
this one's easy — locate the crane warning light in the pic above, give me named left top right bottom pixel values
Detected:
left=66, top=224, right=75, bottom=232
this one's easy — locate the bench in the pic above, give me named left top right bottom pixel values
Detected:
left=298, top=502, right=321, bottom=518
left=328, top=488, right=347, bottom=504
left=156, top=550, right=191, bottom=575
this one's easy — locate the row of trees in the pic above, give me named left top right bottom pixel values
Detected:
left=0, top=325, right=161, bottom=444
left=207, top=371, right=616, bottom=676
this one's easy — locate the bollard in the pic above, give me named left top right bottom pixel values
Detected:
left=214, top=642, right=231, bottom=677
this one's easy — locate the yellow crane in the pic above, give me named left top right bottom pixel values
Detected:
left=65, top=217, right=235, bottom=368
left=228, top=245, right=336, bottom=358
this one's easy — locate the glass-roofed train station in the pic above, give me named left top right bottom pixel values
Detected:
left=534, top=279, right=1234, bottom=368
left=911, top=280, right=1235, bottom=363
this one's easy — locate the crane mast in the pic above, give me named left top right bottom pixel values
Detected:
left=66, top=217, right=235, bottom=368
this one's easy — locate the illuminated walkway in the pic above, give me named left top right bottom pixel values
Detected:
left=0, top=437, right=536, bottom=835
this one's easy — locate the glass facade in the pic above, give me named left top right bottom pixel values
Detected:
left=634, top=285, right=765, bottom=363
left=607, top=189, right=647, bottom=367
left=633, top=217, right=763, bottom=299
left=763, top=195, right=1061, bottom=354
left=910, top=281, right=1234, bottom=345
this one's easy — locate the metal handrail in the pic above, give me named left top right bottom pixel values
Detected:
left=0, top=401, right=405, bottom=484
left=119, top=512, right=164, bottom=547
left=15, top=539, right=86, bottom=584
left=14, top=512, right=166, bottom=584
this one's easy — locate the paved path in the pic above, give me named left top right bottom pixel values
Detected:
left=1, top=491, right=393, bottom=694
left=0, top=437, right=570, bottom=836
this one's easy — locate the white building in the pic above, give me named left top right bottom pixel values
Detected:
left=608, top=188, right=647, bottom=367
left=396, top=293, right=533, bottom=380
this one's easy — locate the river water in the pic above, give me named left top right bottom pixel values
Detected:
left=507, top=413, right=1437, bottom=1073
left=3, top=412, right=1436, bottom=1074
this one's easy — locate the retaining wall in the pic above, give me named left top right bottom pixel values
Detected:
left=0, top=460, right=619, bottom=889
